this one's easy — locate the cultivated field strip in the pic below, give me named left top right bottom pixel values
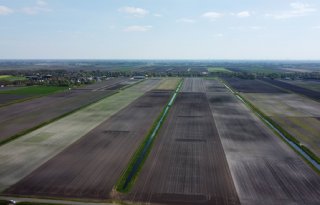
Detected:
left=206, top=79, right=320, bottom=205
left=180, top=78, right=206, bottom=93
left=128, top=91, right=240, bottom=204
left=4, top=90, right=172, bottom=199
left=0, top=79, right=163, bottom=192
left=243, top=92, right=320, bottom=157
left=156, top=77, right=181, bottom=90
left=223, top=77, right=287, bottom=93
left=0, top=78, right=129, bottom=143
left=262, top=78, right=320, bottom=101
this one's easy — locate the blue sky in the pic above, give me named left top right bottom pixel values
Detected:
left=0, top=0, right=320, bottom=59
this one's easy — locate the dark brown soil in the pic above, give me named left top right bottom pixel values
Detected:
left=127, top=92, right=240, bottom=205
left=223, top=77, right=287, bottom=93
left=3, top=90, right=172, bottom=200
left=262, top=78, right=320, bottom=101
left=0, top=78, right=128, bottom=143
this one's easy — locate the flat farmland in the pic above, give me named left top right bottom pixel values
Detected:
left=280, top=79, right=320, bottom=92
left=0, top=78, right=129, bottom=143
left=0, top=79, right=164, bottom=192
left=156, top=77, right=180, bottom=90
left=243, top=93, right=320, bottom=158
left=180, top=78, right=206, bottom=92
left=4, top=90, right=172, bottom=199
left=206, top=79, right=320, bottom=205
left=223, top=77, right=287, bottom=93
left=262, top=78, right=320, bottom=101
left=128, top=91, right=239, bottom=204
left=0, top=86, right=67, bottom=107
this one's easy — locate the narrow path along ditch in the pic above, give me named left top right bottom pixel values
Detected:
left=224, top=83, right=320, bottom=172
left=120, top=80, right=183, bottom=191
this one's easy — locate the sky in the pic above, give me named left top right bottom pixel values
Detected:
left=0, top=0, right=320, bottom=60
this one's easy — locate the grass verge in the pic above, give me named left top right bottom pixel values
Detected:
left=0, top=91, right=118, bottom=146
left=115, top=79, right=183, bottom=193
left=219, top=78, right=320, bottom=174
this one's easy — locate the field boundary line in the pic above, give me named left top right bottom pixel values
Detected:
left=0, top=91, right=118, bottom=146
left=260, top=79, right=320, bottom=103
left=115, top=79, right=183, bottom=193
left=219, top=78, right=320, bottom=174
left=0, top=86, right=69, bottom=109
left=0, top=80, right=142, bottom=146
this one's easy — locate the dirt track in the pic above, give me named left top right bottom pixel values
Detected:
left=0, top=78, right=128, bottom=143
left=128, top=78, right=239, bottom=205
left=4, top=90, right=171, bottom=199
left=206, top=79, right=320, bottom=205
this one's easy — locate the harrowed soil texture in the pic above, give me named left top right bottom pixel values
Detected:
left=262, top=78, right=320, bottom=101
left=3, top=90, right=172, bottom=200
left=0, top=78, right=128, bottom=143
left=206, top=79, right=320, bottom=205
left=223, top=77, right=287, bottom=93
left=127, top=78, right=240, bottom=205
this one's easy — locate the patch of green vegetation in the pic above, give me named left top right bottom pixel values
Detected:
left=0, top=75, right=26, bottom=81
left=0, top=86, right=67, bottom=95
left=116, top=79, right=183, bottom=193
left=207, top=67, right=231, bottom=73
left=0, top=91, right=118, bottom=146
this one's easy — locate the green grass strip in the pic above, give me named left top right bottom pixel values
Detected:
left=115, top=79, right=183, bottom=193
left=0, top=91, right=118, bottom=147
left=0, top=86, right=67, bottom=95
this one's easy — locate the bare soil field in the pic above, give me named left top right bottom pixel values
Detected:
left=4, top=90, right=171, bottom=200
left=280, top=79, right=320, bottom=92
left=262, top=79, right=320, bottom=101
left=180, top=78, right=206, bottom=93
left=0, top=79, right=163, bottom=192
left=128, top=91, right=240, bottom=205
left=243, top=93, right=320, bottom=158
left=206, top=79, right=320, bottom=205
left=0, top=94, right=33, bottom=106
left=223, top=77, right=287, bottom=93
left=0, top=78, right=129, bottom=143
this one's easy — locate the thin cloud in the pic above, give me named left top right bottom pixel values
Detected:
left=21, top=0, right=51, bottom=15
left=124, top=25, right=152, bottom=32
left=236, top=11, right=251, bottom=18
left=266, top=2, right=316, bottom=19
left=36, top=0, right=47, bottom=7
left=176, top=18, right=196, bottom=23
left=119, top=7, right=149, bottom=17
left=0, top=5, right=13, bottom=15
left=201, top=12, right=222, bottom=21
left=213, top=33, right=224, bottom=38
left=228, top=26, right=265, bottom=31
left=153, top=13, right=163, bottom=18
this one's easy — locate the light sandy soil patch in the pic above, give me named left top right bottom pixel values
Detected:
left=206, top=79, right=320, bottom=205
left=243, top=93, right=320, bottom=117
left=243, top=93, right=320, bottom=157
left=271, top=116, right=320, bottom=157
left=0, top=79, right=163, bottom=192
left=156, top=77, right=180, bottom=90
